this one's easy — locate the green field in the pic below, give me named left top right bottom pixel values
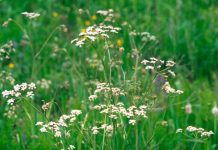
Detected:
left=0, top=0, right=218, bottom=149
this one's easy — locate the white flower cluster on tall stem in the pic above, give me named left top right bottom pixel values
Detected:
left=92, top=103, right=147, bottom=124
left=141, top=57, right=183, bottom=94
left=93, top=82, right=125, bottom=97
left=2, top=82, right=36, bottom=105
left=162, top=82, right=183, bottom=94
left=96, top=9, right=115, bottom=22
left=36, top=109, right=82, bottom=140
left=176, top=126, right=214, bottom=138
left=36, top=78, right=52, bottom=89
left=92, top=124, right=114, bottom=136
left=21, top=12, right=40, bottom=19
left=0, top=41, right=15, bottom=61
left=2, top=82, right=36, bottom=118
left=71, top=25, right=121, bottom=47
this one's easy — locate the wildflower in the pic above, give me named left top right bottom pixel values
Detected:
left=40, top=127, right=47, bottom=133
left=185, top=103, right=192, bottom=114
left=8, top=63, right=15, bottom=69
left=71, top=25, right=121, bottom=47
left=212, top=105, right=218, bottom=116
left=161, top=121, right=168, bottom=126
left=116, top=39, right=123, bottom=47
left=2, top=82, right=36, bottom=118
left=85, top=20, right=91, bottom=26
left=162, top=82, right=183, bottom=94
left=42, top=102, right=51, bottom=111
left=92, top=126, right=99, bottom=135
left=55, top=131, right=62, bottom=137
left=176, top=128, right=183, bottom=133
left=91, top=15, right=97, bottom=20
left=7, top=98, right=15, bottom=105
left=88, top=95, right=97, bottom=101
left=36, top=122, right=44, bottom=126
left=52, top=12, right=59, bottom=17
left=2, top=18, right=12, bottom=27
left=0, top=41, right=15, bottom=61
left=166, top=60, right=175, bottom=67
left=201, top=131, right=214, bottom=137
left=36, top=79, right=51, bottom=89
left=168, top=70, right=176, bottom=77
left=129, top=119, right=136, bottom=125
left=186, top=126, right=200, bottom=132
left=21, top=12, right=40, bottom=19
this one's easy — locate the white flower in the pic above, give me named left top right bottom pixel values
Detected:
left=40, top=127, right=47, bottom=132
left=36, top=122, right=44, bottom=126
left=166, top=60, right=175, bottom=67
left=26, top=91, right=34, bottom=98
left=212, top=105, right=218, bottom=116
left=21, top=12, right=40, bottom=19
left=176, top=128, right=183, bottom=133
left=54, top=131, right=62, bottom=137
left=92, top=126, right=99, bottom=135
left=88, top=95, right=97, bottom=101
left=129, top=119, right=136, bottom=125
left=7, top=98, right=15, bottom=105
left=185, top=103, right=192, bottom=114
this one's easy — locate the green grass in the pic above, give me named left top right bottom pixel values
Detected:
left=0, top=0, right=218, bottom=149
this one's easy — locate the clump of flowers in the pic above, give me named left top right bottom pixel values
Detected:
left=36, top=78, right=52, bottom=89
left=36, top=110, right=82, bottom=148
left=71, top=25, right=121, bottom=47
left=0, top=41, right=15, bottom=61
left=130, top=31, right=156, bottom=42
left=92, top=124, right=113, bottom=136
left=2, top=82, right=36, bottom=104
left=89, top=82, right=125, bottom=100
left=176, top=126, right=214, bottom=138
left=92, top=103, right=147, bottom=123
left=96, top=9, right=115, bottom=22
left=2, top=82, right=36, bottom=118
left=141, top=57, right=183, bottom=94
left=21, top=12, right=40, bottom=19
left=0, top=71, right=15, bottom=86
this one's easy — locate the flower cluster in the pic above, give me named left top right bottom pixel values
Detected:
left=130, top=31, right=156, bottom=42
left=21, top=12, right=40, bottom=19
left=92, top=124, right=113, bottom=136
left=92, top=103, right=147, bottom=125
left=162, top=82, right=183, bottom=94
left=2, top=82, right=36, bottom=105
left=2, top=82, right=36, bottom=118
left=36, top=110, right=82, bottom=137
left=88, top=83, right=125, bottom=101
left=0, top=41, right=15, bottom=61
left=71, top=25, right=121, bottom=47
left=0, top=71, right=15, bottom=85
left=96, top=9, right=115, bottom=22
left=141, top=57, right=175, bottom=76
left=36, top=110, right=81, bottom=149
left=36, top=78, right=52, bottom=89
left=141, top=57, right=183, bottom=94
left=176, top=126, right=214, bottom=138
